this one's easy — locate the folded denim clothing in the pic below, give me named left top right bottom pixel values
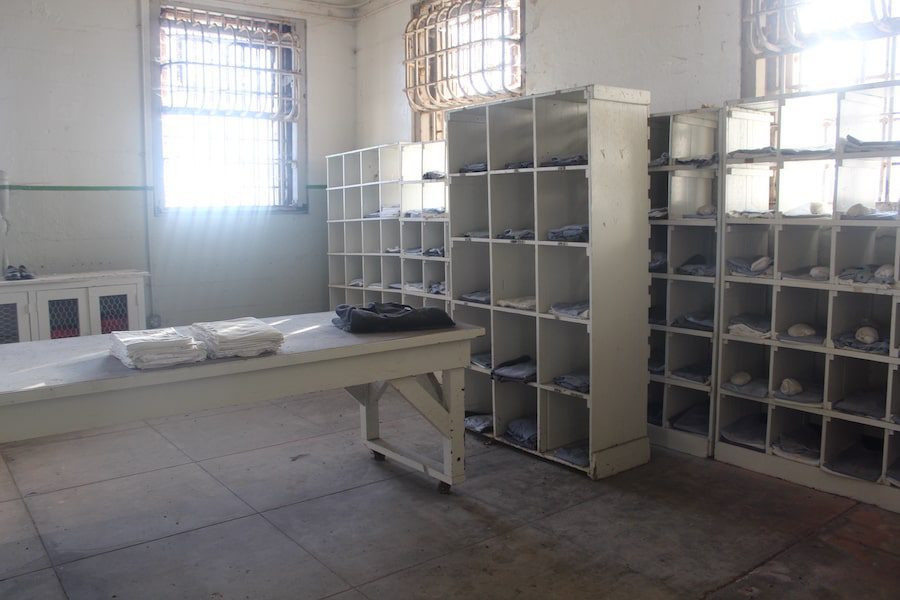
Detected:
left=824, top=440, right=883, bottom=482
left=496, top=229, right=535, bottom=240
left=779, top=146, right=833, bottom=156
left=720, top=413, right=767, bottom=452
left=781, top=265, right=829, bottom=281
left=349, top=278, right=364, bottom=287
left=540, top=154, right=587, bottom=167
left=648, top=152, right=669, bottom=167
left=670, top=403, right=709, bottom=435
left=491, top=355, right=537, bottom=383
left=403, top=282, right=424, bottom=292
left=385, top=246, right=401, bottom=254
left=674, top=153, right=717, bottom=168
left=427, top=281, right=446, bottom=295
left=833, top=390, right=886, bottom=419
left=727, top=146, right=777, bottom=159
left=721, top=377, right=769, bottom=398
left=676, top=254, right=716, bottom=277
left=550, top=300, right=590, bottom=320
left=464, top=230, right=491, bottom=239
left=671, top=362, right=711, bottom=385
left=776, top=329, right=825, bottom=346
left=727, top=255, right=773, bottom=277
left=773, top=382, right=824, bottom=405
left=470, top=351, right=492, bottom=369
left=771, top=424, right=821, bottom=466
left=460, top=289, right=491, bottom=304
left=423, top=246, right=445, bottom=257
left=464, top=414, right=493, bottom=433
left=648, top=207, right=668, bottom=219
left=504, top=159, right=534, bottom=169
left=403, top=247, right=423, bottom=255
left=503, top=415, right=537, bottom=449
left=649, top=251, right=667, bottom=273
left=332, top=302, right=455, bottom=333
left=833, top=328, right=890, bottom=355
left=648, top=351, right=665, bottom=375
left=842, top=135, right=900, bottom=153
left=838, top=264, right=894, bottom=285
left=422, top=171, right=446, bottom=180
left=553, top=439, right=590, bottom=467
left=459, top=161, right=487, bottom=173
left=547, top=224, right=589, bottom=243
left=648, top=306, right=666, bottom=325
left=728, top=313, right=772, bottom=338
left=497, top=296, right=536, bottom=311
left=671, top=311, right=714, bottom=332
left=552, top=371, right=590, bottom=394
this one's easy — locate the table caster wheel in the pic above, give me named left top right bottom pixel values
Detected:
left=372, top=451, right=386, bottom=462
left=437, top=481, right=451, bottom=494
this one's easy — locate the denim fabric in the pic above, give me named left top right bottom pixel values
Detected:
left=422, top=171, right=446, bottom=180
left=843, top=135, right=900, bottom=153
left=547, top=224, right=589, bottom=243
left=838, top=265, right=895, bottom=285
left=332, top=302, right=454, bottom=333
left=773, top=382, right=824, bottom=405
left=720, top=414, right=767, bottom=452
left=424, top=246, right=445, bottom=257
left=772, top=424, right=821, bottom=466
left=670, top=403, right=709, bottom=435
left=428, top=281, right=446, bottom=295
left=648, top=152, right=669, bottom=167
left=464, top=414, right=493, bottom=433
left=503, top=415, right=537, bottom=449
left=459, top=162, right=487, bottom=173
left=553, top=439, right=590, bottom=467
left=649, top=251, right=667, bottom=273
left=727, top=146, right=776, bottom=159
left=833, top=390, right=886, bottom=419
left=464, top=230, right=491, bottom=239
left=776, top=330, right=825, bottom=346
left=551, top=301, right=590, bottom=320
left=833, top=329, right=890, bottom=355
left=552, top=371, right=590, bottom=393
left=825, top=441, right=883, bottom=482
left=721, top=377, right=769, bottom=398
left=676, top=254, right=716, bottom=277
left=727, top=256, right=773, bottom=277
left=403, top=247, right=423, bottom=255
left=540, top=154, right=587, bottom=167
left=504, top=160, right=534, bottom=169
left=675, top=153, right=717, bottom=168
left=648, top=207, right=668, bottom=219
left=728, top=314, right=772, bottom=337
left=470, top=351, right=492, bottom=369
left=781, top=265, right=829, bottom=281
left=385, top=246, right=401, bottom=254
left=460, top=290, right=491, bottom=304
left=671, top=311, right=714, bottom=332
left=349, top=278, right=364, bottom=287
left=496, top=229, right=535, bottom=240
left=648, top=306, right=666, bottom=325
left=491, top=355, right=537, bottom=383
left=497, top=296, right=536, bottom=311
left=671, top=362, right=711, bottom=385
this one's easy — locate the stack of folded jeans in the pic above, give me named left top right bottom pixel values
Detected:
left=470, top=351, right=492, bottom=370
left=110, top=328, right=207, bottom=369
left=550, top=300, right=590, bottom=320
left=553, top=439, right=590, bottom=467
left=424, top=246, right=445, bottom=257
left=464, top=414, right=493, bottom=433
left=720, top=376, right=768, bottom=398
left=771, top=424, right=821, bottom=466
left=460, top=290, right=490, bottom=304
left=649, top=251, right=667, bottom=273
left=675, top=153, right=717, bottom=168
left=671, top=362, right=711, bottom=385
left=388, top=282, right=403, bottom=290
left=838, top=264, right=895, bottom=285
left=833, top=326, right=889, bottom=355
left=459, top=161, right=487, bottom=173
left=402, top=247, right=423, bottom=255
left=552, top=371, right=590, bottom=393
left=403, top=282, right=424, bottom=292
left=332, top=302, right=454, bottom=333
left=782, top=204, right=831, bottom=218
left=728, top=314, right=771, bottom=338
left=491, top=355, right=537, bottom=383
left=671, top=311, right=714, bottom=332
left=727, top=255, right=773, bottom=277
left=504, top=159, right=534, bottom=169
left=547, top=224, right=589, bottom=243
left=669, top=403, right=709, bottom=435
left=502, top=415, right=537, bottom=449
left=497, top=296, right=536, bottom=311
left=496, top=229, right=535, bottom=240
left=833, top=390, right=886, bottom=419
left=824, top=439, right=883, bottom=481
left=540, top=154, right=587, bottom=167
left=720, top=413, right=767, bottom=451
left=773, top=381, right=823, bottom=405
left=676, top=254, right=716, bottom=277
left=191, top=317, right=285, bottom=359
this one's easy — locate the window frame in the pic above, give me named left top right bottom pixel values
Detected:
left=144, top=0, right=308, bottom=214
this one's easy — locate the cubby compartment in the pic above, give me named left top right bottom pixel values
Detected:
left=422, top=222, right=446, bottom=255
left=494, top=383, right=538, bottom=450
left=422, top=180, right=446, bottom=213
left=670, top=226, right=716, bottom=278
left=328, top=223, right=344, bottom=253
left=836, top=158, right=900, bottom=215
left=379, top=145, right=401, bottom=181
left=381, top=220, right=400, bottom=253
left=346, top=288, right=364, bottom=306
left=361, top=148, right=380, bottom=184
left=649, top=278, right=666, bottom=326
left=776, top=225, right=831, bottom=279
left=492, top=243, right=535, bottom=310
left=345, top=256, right=363, bottom=287
left=726, top=106, right=774, bottom=155
left=451, top=242, right=490, bottom=302
left=668, top=279, right=715, bottom=333
left=650, top=172, right=669, bottom=211
left=327, top=155, right=344, bottom=189
left=464, top=369, right=494, bottom=417
left=535, top=90, right=589, bottom=167
left=666, top=386, right=711, bottom=437
left=343, top=152, right=361, bottom=186
left=769, top=407, right=823, bottom=466
left=773, top=286, right=828, bottom=345
left=329, top=287, right=346, bottom=309
left=724, top=224, right=775, bottom=278
left=833, top=226, right=898, bottom=285
left=647, top=381, right=665, bottom=426
left=724, top=165, right=773, bottom=214
left=362, top=185, right=380, bottom=218
left=382, top=256, right=401, bottom=290
left=363, top=256, right=381, bottom=287
left=649, top=116, right=671, bottom=166
left=537, top=245, right=589, bottom=317
left=648, top=330, right=666, bottom=375
left=424, top=261, right=447, bottom=296
left=823, top=419, right=885, bottom=482
left=447, top=106, right=487, bottom=174
left=381, top=182, right=401, bottom=212
left=649, top=225, right=668, bottom=273
left=771, top=346, right=826, bottom=405
left=401, top=143, right=424, bottom=181
left=840, top=85, right=900, bottom=145
left=667, top=332, right=713, bottom=387
left=536, top=170, right=589, bottom=240
left=421, top=141, right=446, bottom=176
left=541, top=390, right=590, bottom=465
left=328, top=256, right=345, bottom=286
left=778, top=160, right=835, bottom=216
left=780, top=93, right=837, bottom=151
left=493, top=310, right=536, bottom=367
left=327, top=190, right=344, bottom=220
left=454, top=305, right=492, bottom=358
left=830, top=291, right=892, bottom=356
left=344, top=222, right=362, bottom=254
left=722, top=281, right=773, bottom=338
left=402, top=259, right=423, bottom=291
left=670, top=170, right=718, bottom=219
left=401, top=222, right=422, bottom=253
left=362, top=220, right=381, bottom=254
left=344, top=187, right=362, bottom=220
left=449, top=177, right=489, bottom=238
left=671, top=111, right=718, bottom=160
left=539, top=318, right=590, bottom=396
left=719, top=338, right=770, bottom=398
left=718, top=394, right=769, bottom=452
left=400, top=182, right=424, bottom=216
left=488, top=99, right=535, bottom=170
left=827, top=355, right=888, bottom=420
left=490, top=172, right=535, bottom=237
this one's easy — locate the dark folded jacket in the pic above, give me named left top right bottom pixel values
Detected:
left=332, top=302, right=454, bottom=333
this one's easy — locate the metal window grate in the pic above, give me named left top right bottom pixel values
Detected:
left=159, top=5, right=303, bottom=207
left=405, top=0, right=523, bottom=114
left=0, top=303, right=19, bottom=344
left=99, top=294, right=129, bottom=334
left=48, top=299, right=80, bottom=339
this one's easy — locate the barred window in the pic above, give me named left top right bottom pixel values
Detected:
left=405, top=0, right=523, bottom=140
left=157, top=5, right=306, bottom=208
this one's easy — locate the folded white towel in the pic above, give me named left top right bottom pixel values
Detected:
left=111, top=328, right=207, bottom=369
left=191, top=317, right=284, bottom=359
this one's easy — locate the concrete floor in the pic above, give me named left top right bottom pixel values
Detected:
left=0, top=388, right=898, bottom=599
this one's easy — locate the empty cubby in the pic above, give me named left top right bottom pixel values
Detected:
left=343, top=152, right=361, bottom=186
left=346, top=288, right=364, bottom=306
left=773, top=286, right=829, bottom=343
left=666, top=386, right=711, bottom=437
left=328, top=223, right=344, bottom=253
left=362, top=220, right=381, bottom=254
left=538, top=318, right=590, bottom=392
left=724, top=165, right=773, bottom=214
left=464, top=369, right=494, bottom=416
left=889, top=366, right=900, bottom=423
left=422, top=181, right=445, bottom=213
left=345, top=256, right=363, bottom=286
left=328, top=256, right=345, bottom=286
left=494, top=383, right=538, bottom=450
left=648, top=381, right=665, bottom=426
left=718, top=393, right=769, bottom=452
left=379, top=145, right=401, bottom=182
left=454, top=304, right=492, bottom=356
left=381, top=220, right=400, bottom=252
left=671, top=111, right=717, bottom=159
left=540, top=390, right=590, bottom=459
left=451, top=242, right=490, bottom=302
left=537, top=245, right=589, bottom=315
left=667, top=332, right=713, bottom=384
left=449, top=176, right=489, bottom=238
left=719, top=338, right=770, bottom=394
left=670, top=170, right=718, bottom=219
left=721, top=281, right=773, bottom=330
left=649, top=225, right=669, bottom=272
left=401, top=143, right=423, bottom=181
left=840, top=85, right=899, bottom=146
left=649, top=329, right=666, bottom=375
left=422, top=222, right=446, bottom=254
left=771, top=346, right=826, bottom=405
left=404, top=294, right=424, bottom=308
left=536, top=170, right=589, bottom=239
left=726, top=105, right=774, bottom=155
left=344, top=187, right=362, bottom=219
left=887, top=432, right=900, bottom=487
left=344, top=222, right=363, bottom=254
left=363, top=256, right=381, bottom=287
left=382, top=290, right=402, bottom=304
left=649, top=115, right=671, bottom=166
left=329, top=288, right=346, bottom=309
left=777, top=160, right=835, bottom=216
left=780, top=93, right=837, bottom=151
left=402, top=259, right=423, bottom=288
left=490, top=172, right=535, bottom=236
left=649, top=278, right=667, bottom=325
left=447, top=106, right=487, bottom=174
left=493, top=310, right=537, bottom=367
left=668, top=280, right=715, bottom=332
left=381, top=256, right=401, bottom=290
left=535, top=90, right=589, bottom=167
left=401, top=222, right=422, bottom=252
left=669, top=226, right=717, bottom=277
left=362, top=185, right=380, bottom=218
left=833, top=226, right=898, bottom=284
left=769, top=407, right=823, bottom=466
left=831, top=291, right=893, bottom=353
left=492, top=243, right=536, bottom=309
left=823, top=418, right=885, bottom=482
left=650, top=172, right=669, bottom=211
left=724, top=223, right=775, bottom=276
left=327, top=155, right=344, bottom=188
left=827, top=355, right=888, bottom=419
left=361, top=148, right=379, bottom=184
left=488, top=98, right=535, bottom=170
left=776, top=225, right=832, bottom=278
left=327, top=190, right=343, bottom=220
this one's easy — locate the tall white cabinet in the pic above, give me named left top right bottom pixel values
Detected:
left=447, top=85, right=652, bottom=479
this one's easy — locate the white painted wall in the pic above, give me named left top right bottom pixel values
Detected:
left=0, top=0, right=356, bottom=326
left=355, top=0, right=742, bottom=145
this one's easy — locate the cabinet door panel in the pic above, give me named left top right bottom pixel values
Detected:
left=36, top=289, right=89, bottom=340
left=88, top=284, right=139, bottom=334
left=0, top=292, right=31, bottom=343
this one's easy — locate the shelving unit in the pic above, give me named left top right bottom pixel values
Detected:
left=326, top=142, right=450, bottom=312
left=448, top=85, right=651, bottom=479
left=647, top=108, right=721, bottom=457
left=716, top=80, right=900, bottom=511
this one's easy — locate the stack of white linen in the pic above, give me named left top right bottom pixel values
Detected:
left=190, top=317, right=284, bottom=359
left=110, top=328, right=207, bottom=369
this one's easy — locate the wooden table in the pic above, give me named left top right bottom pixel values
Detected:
left=0, top=313, right=483, bottom=490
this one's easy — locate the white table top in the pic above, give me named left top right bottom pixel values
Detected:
left=0, top=312, right=482, bottom=406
